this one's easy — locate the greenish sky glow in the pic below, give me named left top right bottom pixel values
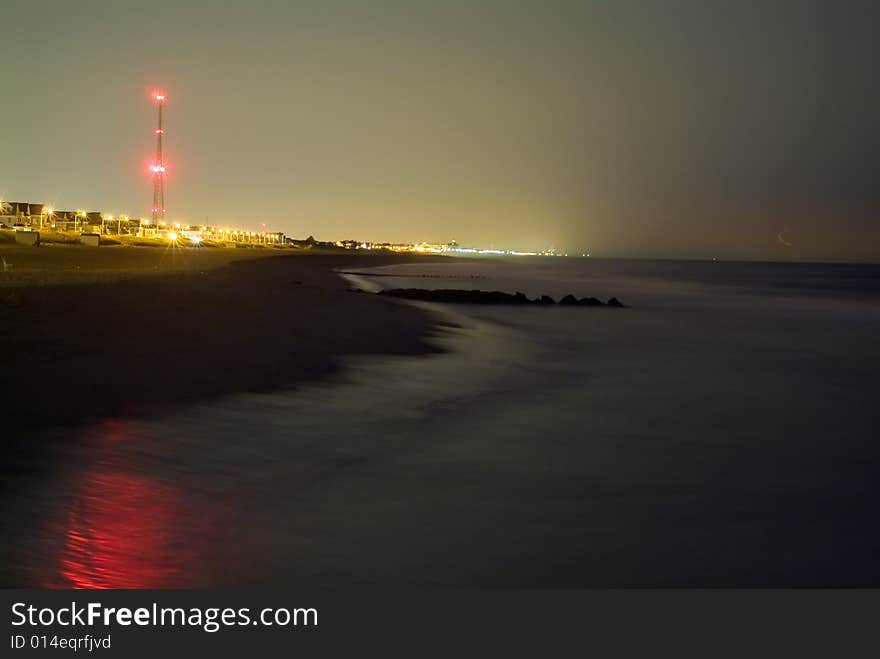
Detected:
left=2, top=0, right=878, bottom=260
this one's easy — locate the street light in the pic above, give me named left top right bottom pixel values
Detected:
left=40, top=206, right=53, bottom=229
left=76, top=210, right=86, bottom=232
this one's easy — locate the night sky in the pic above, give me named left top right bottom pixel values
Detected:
left=2, top=1, right=878, bottom=260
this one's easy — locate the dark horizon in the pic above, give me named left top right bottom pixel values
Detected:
left=2, top=0, right=878, bottom=261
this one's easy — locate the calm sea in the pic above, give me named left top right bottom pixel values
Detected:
left=4, top=258, right=879, bottom=587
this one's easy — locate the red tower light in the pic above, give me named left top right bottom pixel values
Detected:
left=149, top=88, right=167, bottom=223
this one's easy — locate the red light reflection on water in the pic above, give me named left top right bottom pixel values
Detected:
left=56, top=471, right=185, bottom=589
left=36, top=418, right=209, bottom=589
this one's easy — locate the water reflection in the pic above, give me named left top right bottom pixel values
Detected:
left=55, top=471, right=182, bottom=589
left=31, top=418, right=223, bottom=589
left=12, top=312, right=501, bottom=589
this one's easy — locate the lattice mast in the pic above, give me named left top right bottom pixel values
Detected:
left=151, top=92, right=167, bottom=223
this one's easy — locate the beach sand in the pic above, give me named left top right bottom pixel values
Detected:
left=0, top=243, right=445, bottom=433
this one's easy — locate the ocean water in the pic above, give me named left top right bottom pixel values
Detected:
left=4, top=258, right=879, bottom=587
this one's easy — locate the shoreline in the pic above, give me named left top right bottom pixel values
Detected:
left=1, top=245, right=451, bottom=586
left=1, top=247, right=449, bottom=434
left=3, top=253, right=880, bottom=587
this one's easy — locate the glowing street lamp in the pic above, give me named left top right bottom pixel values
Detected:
left=41, top=206, right=54, bottom=229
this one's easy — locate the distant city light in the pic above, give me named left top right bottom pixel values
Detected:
left=1, top=195, right=555, bottom=254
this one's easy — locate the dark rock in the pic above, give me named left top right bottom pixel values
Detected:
left=376, top=288, right=624, bottom=308
left=607, top=297, right=625, bottom=308
left=378, top=288, right=549, bottom=305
